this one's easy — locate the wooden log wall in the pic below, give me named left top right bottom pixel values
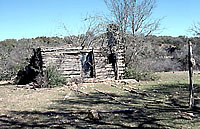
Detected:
left=41, top=46, right=125, bottom=80
left=94, top=51, right=115, bottom=79
left=117, top=48, right=125, bottom=78
left=117, top=39, right=126, bottom=79
left=107, top=24, right=126, bottom=79
left=41, top=47, right=82, bottom=79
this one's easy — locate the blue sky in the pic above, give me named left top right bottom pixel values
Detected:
left=0, top=0, right=200, bottom=41
left=153, top=0, right=200, bottom=37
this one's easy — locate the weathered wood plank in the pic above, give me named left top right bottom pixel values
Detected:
left=61, top=71, right=81, bottom=75
left=59, top=64, right=79, bottom=67
left=63, top=75, right=81, bottom=78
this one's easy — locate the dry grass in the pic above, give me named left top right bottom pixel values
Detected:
left=0, top=71, right=200, bottom=128
left=0, top=83, right=70, bottom=113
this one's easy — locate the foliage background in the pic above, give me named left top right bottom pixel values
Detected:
left=0, top=35, right=200, bottom=81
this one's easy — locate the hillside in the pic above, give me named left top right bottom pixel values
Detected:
left=0, top=35, right=200, bottom=81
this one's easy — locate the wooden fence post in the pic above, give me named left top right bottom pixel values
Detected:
left=188, top=40, right=195, bottom=109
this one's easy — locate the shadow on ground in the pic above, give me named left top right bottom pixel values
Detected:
left=1, top=83, right=200, bottom=128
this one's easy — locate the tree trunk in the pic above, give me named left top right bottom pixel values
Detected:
left=188, top=40, right=194, bottom=109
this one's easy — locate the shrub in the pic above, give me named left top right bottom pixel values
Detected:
left=44, top=66, right=66, bottom=88
left=150, top=58, right=182, bottom=72
left=125, top=66, right=160, bottom=81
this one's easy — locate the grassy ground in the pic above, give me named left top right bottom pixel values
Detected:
left=0, top=72, right=200, bottom=128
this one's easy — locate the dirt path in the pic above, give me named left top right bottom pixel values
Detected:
left=0, top=72, right=200, bottom=129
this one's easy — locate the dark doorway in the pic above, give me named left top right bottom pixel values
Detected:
left=80, top=51, right=95, bottom=78
left=108, top=52, right=118, bottom=79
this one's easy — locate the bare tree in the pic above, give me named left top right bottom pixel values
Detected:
left=104, top=0, right=161, bottom=36
left=104, top=0, right=130, bottom=34
left=104, top=0, right=162, bottom=76
left=190, top=22, right=200, bottom=37
left=61, top=15, right=106, bottom=49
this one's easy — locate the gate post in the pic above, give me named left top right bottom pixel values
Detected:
left=188, top=40, right=195, bottom=109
